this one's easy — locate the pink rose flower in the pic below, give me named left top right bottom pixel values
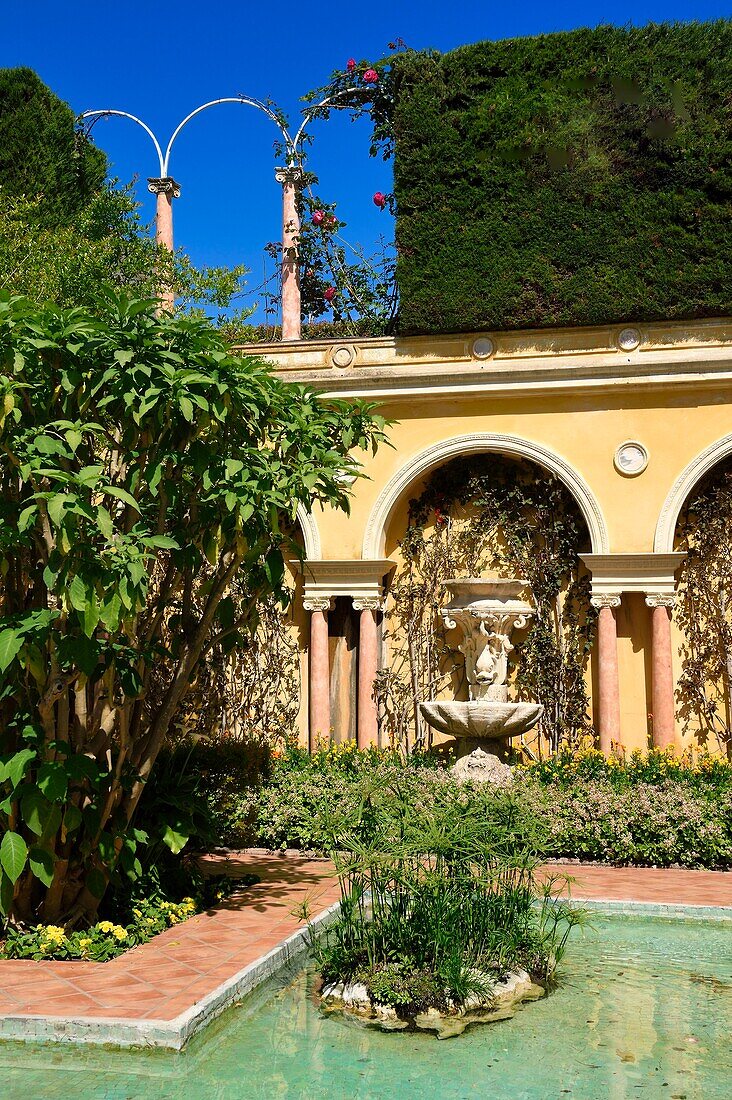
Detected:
left=324, top=286, right=336, bottom=303
left=346, top=58, right=356, bottom=72
left=312, top=210, right=325, bottom=226
left=363, top=68, right=379, bottom=84
left=373, top=191, right=387, bottom=209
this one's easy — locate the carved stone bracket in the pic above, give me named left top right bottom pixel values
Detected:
left=590, top=594, right=622, bottom=609
left=440, top=602, right=533, bottom=702
left=147, top=176, right=181, bottom=198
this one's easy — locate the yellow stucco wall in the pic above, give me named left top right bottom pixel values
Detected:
left=241, top=318, right=732, bottom=752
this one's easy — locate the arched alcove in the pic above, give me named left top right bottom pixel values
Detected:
left=362, top=433, right=609, bottom=561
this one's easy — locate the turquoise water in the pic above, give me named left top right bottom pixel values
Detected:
left=0, top=914, right=730, bottom=1099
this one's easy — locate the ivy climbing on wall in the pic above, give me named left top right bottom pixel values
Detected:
left=375, top=455, right=596, bottom=756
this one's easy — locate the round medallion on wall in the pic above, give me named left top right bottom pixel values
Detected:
left=332, top=345, right=355, bottom=368
left=614, top=440, right=648, bottom=477
left=617, top=327, right=641, bottom=351
left=472, top=337, right=495, bottom=360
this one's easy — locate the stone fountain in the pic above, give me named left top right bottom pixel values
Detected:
left=419, top=579, right=543, bottom=784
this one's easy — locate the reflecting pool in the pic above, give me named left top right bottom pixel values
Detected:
left=0, top=914, right=730, bottom=1099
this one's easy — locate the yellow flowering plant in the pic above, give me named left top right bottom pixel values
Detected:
left=0, top=894, right=203, bottom=962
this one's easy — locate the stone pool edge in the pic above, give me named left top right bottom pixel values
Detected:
left=0, top=897, right=341, bottom=1051
left=565, top=898, right=732, bottom=921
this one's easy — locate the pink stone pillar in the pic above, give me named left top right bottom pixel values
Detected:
left=305, top=597, right=331, bottom=750
left=646, top=595, right=677, bottom=748
left=275, top=166, right=303, bottom=342
left=355, top=598, right=381, bottom=748
left=592, top=596, right=622, bottom=754
left=147, top=176, right=180, bottom=313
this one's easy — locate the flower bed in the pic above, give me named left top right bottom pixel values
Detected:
left=1, top=895, right=198, bottom=962
left=243, top=742, right=732, bottom=870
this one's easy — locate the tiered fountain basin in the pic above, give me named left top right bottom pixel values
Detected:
left=419, top=700, right=543, bottom=742
left=419, top=578, right=543, bottom=783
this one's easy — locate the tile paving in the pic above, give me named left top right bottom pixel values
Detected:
left=0, top=851, right=728, bottom=1028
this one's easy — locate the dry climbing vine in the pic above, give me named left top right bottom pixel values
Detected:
left=375, top=456, right=595, bottom=755
left=675, top=461, right=732, bottom=752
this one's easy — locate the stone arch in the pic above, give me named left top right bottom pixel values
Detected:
left=296, top=503, right=322, bottom=560
left=654, top=433, right=732, bottom=553
left=362, top=432, right=610, bottom=559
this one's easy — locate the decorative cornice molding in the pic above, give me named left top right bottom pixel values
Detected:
left=232, top=318, right=732, bottom=402
left=654, top=433, right=732, bottom=553
left=147, top=176, right=181, bottom=198
left=301, top=558, right=395, bottom=605
left=363, top=434, right=609, bottom=559
left=581, top=553, right=685, bottom=599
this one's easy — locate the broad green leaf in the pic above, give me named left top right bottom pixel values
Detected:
left=144, top=535, right=179, bottom=550
left=40, top=803, right=63, bottom=843
left=101, top=485, right=140, bottom=512
left=65, top=429, right=83, bottom=452
left=83, top=597, right=101, bottom=637
left=29, top=847, right=54, bottom=888
left=20, top=787, right=51, bottom=836
left=96, top=505, right=114, bottom=541
left=0, top=871, right=13, bottom=916
left=17, top=504, right=37, bottom=532
left=0, top=831, right=28, bottom=883
left=162, top=823, right=190, bottom=855
left=36, top=761, right=68, bottom=802
left=47, top=494, right=67, bottom=527
left=0, top=629, right=23, bottom=673
left=6, top=748, right=36, bottom=790
left=69, top=574, right=88, bottom=613
left=62, top=804, right=83, bottom=836
left=179, top=396, right=194, bottom=422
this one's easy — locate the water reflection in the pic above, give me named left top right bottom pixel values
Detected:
left=0, top=915, right=729, bottom=1099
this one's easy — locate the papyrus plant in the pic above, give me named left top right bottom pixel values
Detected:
left=0, top=291, right=386, bottom=926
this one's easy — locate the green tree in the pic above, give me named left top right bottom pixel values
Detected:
left=0, top=67, right=107, bottom=226
left=0, top=67, right=247, bottom=316
left=0, top=290, right=387, bottom=927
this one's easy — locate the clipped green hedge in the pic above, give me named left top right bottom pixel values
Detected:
left=391, top=22, right=732, bottom=335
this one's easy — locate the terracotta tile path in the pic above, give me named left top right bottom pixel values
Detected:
left=0, top=852, right=728, bottom=1029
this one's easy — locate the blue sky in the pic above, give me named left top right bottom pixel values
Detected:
left=3, top=1, right=731, bottom=320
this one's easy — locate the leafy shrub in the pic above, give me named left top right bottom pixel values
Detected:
left=518, top=777, right=732, bottom=869
left=253, top=744, right=732, bottom=869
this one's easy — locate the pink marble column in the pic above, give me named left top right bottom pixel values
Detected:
left=646, top=594, right=677, bottom=748
left=592, top=595, right=622, bottom=754
left=355, top=598, right=381, bottom=748
left=305, top=597, right=331, bottom=750
left=275, top=166, right=303, bottom=342
left=147, top=176, right=180, bottom=312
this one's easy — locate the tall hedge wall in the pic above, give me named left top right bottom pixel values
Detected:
left=391, top=22, right=732, bottom=335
